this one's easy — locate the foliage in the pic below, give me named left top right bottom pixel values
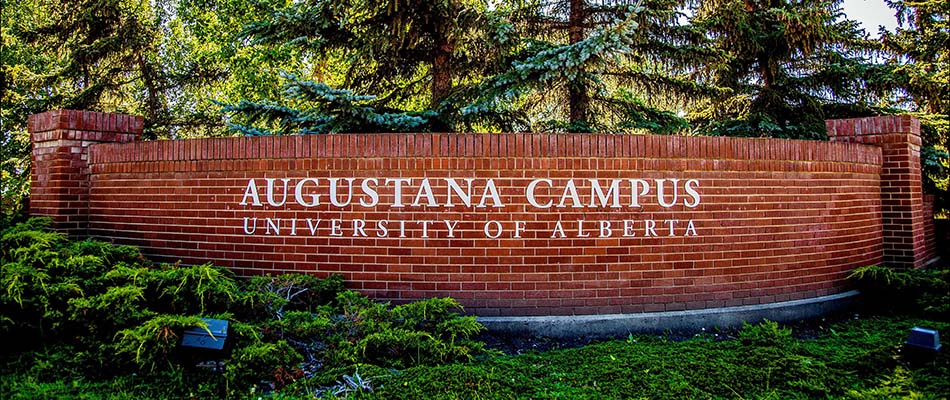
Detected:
left=329, top=316, right=948, bottom=399
left=5, top=316, right=948, bottom=399
left=232, top=0, right=520, bottom=133
left=877, top=0, right=949, bottom=212
left=0, top=218, right=488, bottom=396
left=879, top=0, right=949, bottom=117
left=2, top=222, right=948, bottom=397
left=228, top=0, right=718, bottom=134
left=849, top=264, right=950, bottom=317
left=690, top=0, right=882, bottom=139
left=495, top=0, right=719, bottom=133
left=220, top=74, right=438, bottom=135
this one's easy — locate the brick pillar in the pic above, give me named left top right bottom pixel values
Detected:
left=29, top=110, right=142, bottom=237
left=826, top=115, right=933, bottom=268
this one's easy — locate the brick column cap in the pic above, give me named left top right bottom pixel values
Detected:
left=28, top=110, right=143, bottom=143
left=826, top=115, right=921, bottom=147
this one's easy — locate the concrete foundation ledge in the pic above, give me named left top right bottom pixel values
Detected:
left=477, top=290, right=860, bottom=338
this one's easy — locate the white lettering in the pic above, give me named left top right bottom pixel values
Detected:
left=242, top=217, right=257, bottom=234
left=684, top=179, right=701, bottom=208
left=623, top=220, right=635, bottom=237
left=418, top=220, right=433, bottom=238
left=599, top=220, right=612, bottom=237
left=514, top=221, right=526, bottom=238
left=576, top=220, right=590, bottom=237
left=306, top=219, right=321, bottom=235
left=265, top=218, right=281, bottom=235
left=557, top=180, right=583, bottom=208
left=526, top=179, right=553, bottom=208
left=656, top=178, right=680, bottom=208
left=665, top=219, right=677, bottom=236
left=444, top=220, right=459, bottom=238
left=685, top=220, right=698, bottom=236
left=240, top=179, right=262, bottom=206
left=484, top=220, right=503, bottom=239
left=445, top=178, right=475, bottom=207
left=294, top=178, right=321, bottom=207
left=644, top=220, right=657, bottom=237
left=413, top=179, right=438, bottom=207
left=328, top=178, right=356, bottom=207
left=551, top=221, right=566, bottom=238
left=386, top=178, right=412, bottom=208
left=590, top=179, right=622, bottom=208
left=360, top=178, right=379, bottom=207
left=265, top=178, right=291, bottom=207
left=330, top=219, right=343, bottom=236
left=476, top=179, right=504, bottom=208
left=628, top=179, right=649, bottom=207
left=353, top=219, right=367, bottom=237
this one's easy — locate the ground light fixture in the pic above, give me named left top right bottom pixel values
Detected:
left=181, top=318, right=230, bottom=350
left=180, top=318, right=230, bottom=373
left=905, top=327, right=942, bottom=352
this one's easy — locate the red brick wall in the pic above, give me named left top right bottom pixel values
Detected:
left=34, top=110, right=926, bottom=316
left=827, top=116, right=932, bottom=268
left=28, top=110, right=142, bottom=236
left=73, top=131, right=883, bottom=316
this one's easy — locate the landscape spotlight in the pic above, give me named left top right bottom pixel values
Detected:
left=181, top=318, right=229, bottom=351
left=905, top=327, right=941, bottom=352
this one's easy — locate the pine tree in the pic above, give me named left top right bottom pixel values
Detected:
left=690, top=0, right=880, bottom=139
left=880, top=0, right=949, bottom=116
left=233, top=0, right=519, bottom=133
left=878, top=0, right=949, bottom=211
left=18, top=0, right=162, bottom=128
left=462, top=0, right=721, bottom=133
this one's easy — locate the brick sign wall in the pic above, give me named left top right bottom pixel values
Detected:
left=30, top=110, right=938, bottom=316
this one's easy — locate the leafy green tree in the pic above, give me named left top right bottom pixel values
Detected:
left=153, top=0, right=306, bottom=138
left=2, top=0, right=60, bottom=222
left=2, top=0, right=308, bottom=219
left=689, top=0, right=881, bottom=139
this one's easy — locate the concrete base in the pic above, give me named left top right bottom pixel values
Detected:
left=477, top=291, right=859, bottom=338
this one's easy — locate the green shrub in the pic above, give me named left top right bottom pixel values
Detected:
left=738, top=319, right=793, bottom=348
left=849, top=265, right=950, bottom=317
left=0, top=218, right=489, bottom=396
left=225, top=340, right=304, bottom=389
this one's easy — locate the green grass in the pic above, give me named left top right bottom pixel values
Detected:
left=348, top=316, right=949, bottom=399
left=4, top=315, right=947, bottom=399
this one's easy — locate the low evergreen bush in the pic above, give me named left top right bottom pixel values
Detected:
left=849, top=264, right=950, bottom=317
left=0, top=218, right=488, bottom=395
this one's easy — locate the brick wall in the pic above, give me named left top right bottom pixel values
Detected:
left=29, top=110, right=142, bottom=236
left=827, top=116, right=933, bottom=268
left=31, top=110, right=936, bottom=316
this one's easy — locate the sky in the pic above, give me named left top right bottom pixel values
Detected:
left=841, top=0, right=900, bottom=35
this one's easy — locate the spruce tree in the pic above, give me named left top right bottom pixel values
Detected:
left=474, top=0, right=719, bottom=133
left=880, top=0, right=949, bottom=116
left=19, top=0, right=162, bottom=128
left=231, top=0, right=519, bottom=133
left=879, top=0, right=949, bottom=210
left=690, top=0, right=880, bottom=139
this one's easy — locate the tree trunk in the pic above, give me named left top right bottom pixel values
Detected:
left=431, top=33, right=454, bottom=110
left=568, top=0, right=589, bottom=130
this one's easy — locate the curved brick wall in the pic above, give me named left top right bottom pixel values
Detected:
left=33, top=110, right=941, bottom=317
left=74, top=132, right=883, bottom=316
